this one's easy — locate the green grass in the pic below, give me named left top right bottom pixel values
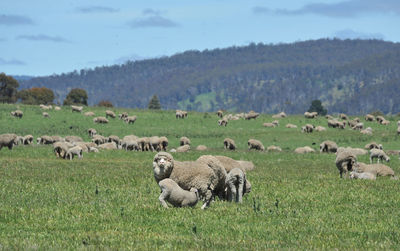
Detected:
left=1, top=104, right=400, bottom=249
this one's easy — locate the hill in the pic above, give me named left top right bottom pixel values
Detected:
left=19, top=39, right=400, bottom=114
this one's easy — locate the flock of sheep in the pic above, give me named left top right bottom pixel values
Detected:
left=3, top=104, right=400, bottom=209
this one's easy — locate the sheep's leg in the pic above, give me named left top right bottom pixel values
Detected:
left=370, top=156, right=373, bottom=164
left=158, top=190, right=169, bottom=208
left=201, top=189, right=213, bottom=210
left=377, top=157, right=380, bottom=164
left=237, top=183, right=244, bottom=203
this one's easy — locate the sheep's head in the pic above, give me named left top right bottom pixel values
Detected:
left=244, top=179, right=252, bottom=194
left=153, top=152, right=174, bottom=182
left=384, top=155, right=390, bottom=162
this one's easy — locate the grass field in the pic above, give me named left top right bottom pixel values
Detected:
left=1, top=104, right=400, bottom=249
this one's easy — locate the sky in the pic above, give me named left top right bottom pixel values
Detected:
left=1, top=0, right=399, bottom=76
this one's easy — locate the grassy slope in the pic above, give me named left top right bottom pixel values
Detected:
left=1, top=104, right=400, bottom=249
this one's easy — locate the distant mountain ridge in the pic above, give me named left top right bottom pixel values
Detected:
left=19, top=39, right=400, bottom=114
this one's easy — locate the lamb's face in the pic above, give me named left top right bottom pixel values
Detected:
left=153, top=152, right=174, bottom=181
left=190, top=188, right=199, bottom=199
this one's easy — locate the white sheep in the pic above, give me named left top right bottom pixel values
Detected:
left=158, top=178, right=199, bottom=208
left=369, top=149, right=390, bottom=163
left=353, top=162, right=395, bottom=177
left=294, top=146, right=315, bottom=154
left=0, top=134, right=18, bottom=151
left=248, top=139, right=264, bottom=151
left=319, top=140, right=337, bottom=153
left=65, top=146, right=83, bottom=160
left=71, top=105, right=83, bottom=112
left=179, top=136, right=191, bottom=146
left=223, top=138, right=236, bottom=150
left=285, top=123, right=297, bottom=128
left=349, top=171, right=376, bottom=180
left=225, top=168, right=246, bottom=203
left=335, top=150, right=357, bottom=178
left=267, top=145, right=282, bottom=152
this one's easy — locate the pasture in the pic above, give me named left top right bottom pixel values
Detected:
left=1, top=104, right=400, bottom=249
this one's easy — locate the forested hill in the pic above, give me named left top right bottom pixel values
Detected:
left=20, top=39, right=400, bottom=114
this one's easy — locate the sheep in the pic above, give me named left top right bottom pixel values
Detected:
left=337, top=147, right=368, bottom=156
left=244, top=111, right=260, bottom=120
left=285, top=123, right=298, bottom=129
left=93, top=116, right=109, bottom=124
left=223, top=138, right=236, bottom=151
left=149, top=136, right=161, bottom=152
left=335, top=150, right=357, bottom=178
left=53, top=141, right=75, bottom=158
left=42, top=112, right=50, bottom=118
left=196, top=155, right=228, bottom=199
left=218, top=118, right=228, bottom=127
left=248, top=139, right=264, bottom=151
left=304, top=112, right=317, bottom=119
left=88, top=128, right=97, bottom=137
left=119, top=112, right=128, bottom=120
left=319, top=140, right=337, bottom=153
left=10, top=110, right=23, bottom=118
left=196, top=145, right=207, bottom=151
left=159, top=136, right=169, bottom=151
left=39, top=104, right=51, bottom=110
left=22, top=135, right=33, bottom=145
left=84, top=111, right=95, bottom=116
left=349, top=171, right=376, bottom=180
left=121, top=139, right=139, bottom=151
left=71, top=105, right=83, bottom=112
left=175, top=110, right=188, bottom=119
left=92, top=135, right=107, bottom=145
left=122, top=135, right=138, bottom=142
left=153, top=152, right=219, bottom=209
left=272, top=112, right=287, bottom=119
left=37, top=135, right=55, bottom=145
left=360, top=127, right=373, bottom=135
left=365, top=114, right=375, bottom=121
left=294, top=146, right=315, bottom=154
left=263, top=122, right=276, bottom=128
left=124, top=116, right=137, bottom=124
left=105, top=110, right=116, bottom=118
left=301, top=124, right=314, bottom=133
left=108, top=135, right=121, bottom=147
left=216, top=110, right=224, bottom=118
left=73, top=142, right=91, bottom=153
left=137, top=137, right=151, bottom=151
left=339, top=113, right=348, bottom=120
left=347, top=119, right=358, bottom=128
left=15, top=135, right=24, bottom=145
left=381, top=120, right=390, bottom=125
left=158, top=178, right=199, bottom=208
left=0, top=134, right=18, bottom=151
left=376, top=115, right=385, bottom=124
left=97, top=142, right=118, bottom=150
left=65, top=136, right=83, bottom=143
left=369, top=149, right=390, bottom=163
left=180, top=137, right=190, bottom=146
left=352, top=122, right=364, bottom=130
left=325, top=115, right=334, bottom=120
left=65, top=146, right=83, bottom=160
left=315, top=126, right=326, bottom=132
left=54, top=106, right=61, bottom=111
left=327, top=120, right=345, bottom=129
left=89, top=147, right=99, bottom=153
left=225, top=168, right=246, bottom=203
left=353, top=162, right=395, bottom=177
left=365, top=142, right=383, bottom=150
left=176, top=145, right=190, bottom=152
left=397, top=126, right=400, bottom=135
left=267, top=145, right=282, bottom=152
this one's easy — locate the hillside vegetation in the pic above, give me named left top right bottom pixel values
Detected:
left=19, top=39, right=400, bottom=114
left=1, top=104, right=400, bottom=249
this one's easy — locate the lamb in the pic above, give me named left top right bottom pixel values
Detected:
left=248, top=139, right=264, bottom=151
left=10, top=110, right=23, bottom=118
left=294, top=146, right=315, bottom=154
left=88, top=128, right=97, bottom=137
left=65, top=146, right=83, bottom=160
left=53, top=141, right=75, bottom=158
left=124, top=116, right=137, bottom=124
left=369, top=149, right=390, bottom=163
left=84, top=111, right=95, bottom=116
left=349, top=171, right=376, bottom=180
left=71, top=105, right=83, bottom=113
left=97, top=142, right=118, bottom=150
left=159, top=136, right=169, bottom=151
left=22, top=135, right=33, bottom=145
left=365, top=114, right=375, bottom=121
left=365, top=142, right=383, bottom=150
left=158, top=178, right=199, bottom=208
left=0, top=134, right=18, bottom=151
left=223, top=138, right=236, bottom=151
left=93, top=116, right=109, bottom=124
left=42, top=112, right=50, bottom=118
left=180, top=137, right=191, bottom=146
left=301, top=124, right=314, bottom=133
left=225, top=168, right=246, bottom=203
left=196, top=145, right=207, bottom=151
left=319, top=140, right=337, bottom=153
left=315, top=126, right=326, bottom=132
left=335, top=150, right=357, bottom=178
left=267, top=145, right=282, bottom=152
left=285, top=123, right=298, bottom=129
left=218, top=118, right=228, bottom=127
left=105, top=110, right=116, bottom=118
left=153, top=152, right=219, bottom=209
left=353, top=162, right=395, bottom=177
left=176, top=145, right=190, bottom=152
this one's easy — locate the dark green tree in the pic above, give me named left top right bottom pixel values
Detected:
left=18, top=87, right=54, bottom=105
left=308, top=99, right=327, bottom=115
left=0, top=73, right=19, bottom=103
left=147, top=95, right=161, bottom=110
left=63, top=88, right=88, bottom=105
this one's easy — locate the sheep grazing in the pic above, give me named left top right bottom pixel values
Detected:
left=285, top=123, right=297, bottom=129
left=349, top=171, right=376, bottom=180
left=244, top=111, right=260, bottom=120
left=153, top=152, right=219, bottom=209
left=22, top=135, right=34, bottom=145
left=263, top=122, right=276, bottom=128
left=301, top=124, right=314, bottom=133
left=223, top=138, right=236, bottom=151
left=88, top=128, right=97, bottom=137
left=319, top=140, right=337, bottom=153
left=84, top=111, right=95, bottom=116
left=315, top=126, right=326, bottom=132
left=179, top=136, right=190, bottom=146
left=108, top=135, right=121, bottom=147
left=40, top=104, right=51, bottom=110
left=325, top=115, right=334, bottom=120
left=124, top=116, right=137, bottom=124
left=338, top=113, right=348, bottom=120
left=137, top=137, right=151, bottom=151
left=267, top=145, right=282, bottom=152
left=149, top=136, right=161, bottom=152
left=53, top=141, right=75, bottom=158
left=360, top=127, right=373, bottom=135
left=176, top=110, right=188, bottom=119
left=0, top=134, right=18, bottom=151
left=37, top=135, right=55, bottom=145
left=93, top=116, right=109, bottom=124
left=65, top=146, right=83, bottom=160
left=105, top=110, right=116, bottom=118
left=347, top=119, right=358, bottom=128
left=369, top=149, right=390, bottom=163
left=218, top=118, right=228, bottom=127
left=248, top=139, right=264, bottom=151
left=364, top=142, right=382, bottom=150
left=121, top=139, right=139, bottom=151
left=352, top=122, right=364, bottom=130
left=376, top=115, right=385, bottom=124
left=353, top=162, right=395, bottom=177
left=381, top=120, right=390, bottom=125
left=294, top=146, right=315, bottom=154
left=159, top=136, right=168, bottom=151
left=97, top=142, right=118, bottom=150
left=304, top=112, right=318, bottom=119
left=176, top=145, right=190, bottom=152
left=225, top=168, right=246, bottom=203
left=196, top=145, right=207, bottom=151
left=119, top=112, right=128, bottom=120
left=216, top=110, right=224, bottom=118
left=10, top=110, right=23, bottom=118
left=71, top=105, right=83, bottom=113
left=42, top=112, right=50, bottom=118
left=365, top=114, right=375, bottom=121
left=272, top=112, right=287, bottom=119
left=196, top=155, right=228, bottom=199
left=92, top=135, right=107, bottom=145
left=158, top=178, right=199, bottom=208
left=335, top=150, right=357, bottom=178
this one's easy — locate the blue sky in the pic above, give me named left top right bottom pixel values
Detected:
left=1, top=0, right=399, bottom=76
